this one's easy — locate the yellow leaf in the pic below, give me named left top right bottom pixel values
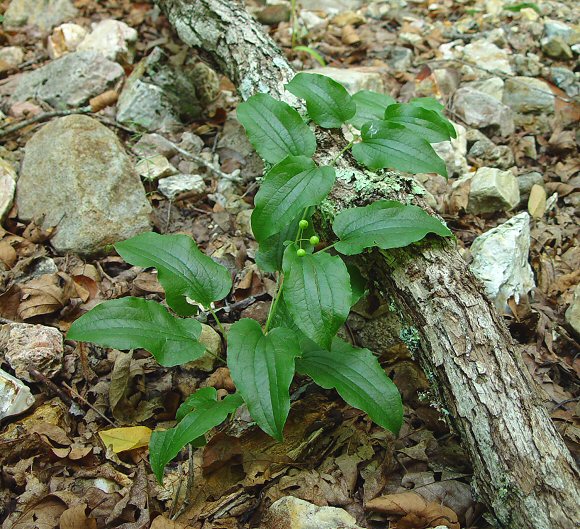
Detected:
left=98, top=426, right=152, bottom=453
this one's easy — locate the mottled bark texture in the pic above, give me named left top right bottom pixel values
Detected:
left=157, top=1, right=580, bottom=527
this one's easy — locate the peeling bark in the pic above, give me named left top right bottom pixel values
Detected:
left=156, top=1, right=580, bottom=527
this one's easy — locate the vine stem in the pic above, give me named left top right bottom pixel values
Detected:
left=331, top=140, right=354, bottom=166
left=210, top=308, right=226, bottom=336
left=265, top=274, right=285, bottom=333
left=316, top=241, right=339, bottom=254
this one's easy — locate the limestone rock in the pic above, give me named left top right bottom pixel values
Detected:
left=565, top=285, right=580, bottom=336
left=462, top=40, right=513, bottom=75
left=132, top=133, right=178, bottom=159
left=467, top=167, right=519, bottom=214
left=158, top=174, right=207, bottom=200
left=3, top=0, right=77, bottom=32
left=432, top=122, right=468, bottom=177
left=452, top=87, right=514, bottom=136
left=181, top=324, right=223, bottom=372
left=11, top=51, right=124, bottom=109
left=465, top=77, right=504, bottom=101
left=549, top=67, right=579, bottom=98
left=116, top=47, right=213, bottom=131
left=0, top=158, right=17, bottom=222
left=469, top=212, right=535, bottom=310
left=307, top=66, right=384, bottom=93
left=16, top=115, right=151, bottom=255
left=541, top=36, right=573, bottom=59
left=0, top=323, right=63, bottom=382
left=78, top=19, right=138, bottom=65
left=503, top=77, right=555, bottom=114
left=517, top=171, right=543, bottom=203
left=0, top=368, right=34, bottom=420
left=47, top=23, right=88, bottom=59
left=467, top=135, right=514, bottom=170
left=261, top=496, right=363, bottom=529
left=136, top=155, right=177, bottom=181
left=0, top=46, right=24, bottom=73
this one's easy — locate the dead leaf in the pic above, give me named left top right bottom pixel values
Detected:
left=59, top=503, right=97, bottom=529
left=99, top=426, right=152, bottom=453
left=150, top=516, right=188, bottom=529
left=528, top=184, right=547, bottom=219
left=18, top=272, right=75, bottom=319
left=11, top=495, right=67, bottom=529
left=0, top=239, right=17, bottom=268
left=366, top=491, right=460, bottom=529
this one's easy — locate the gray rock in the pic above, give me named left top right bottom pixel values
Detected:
left=541, top=36, right=573, bottom=59
left=503, top=77, right=555, bottom=114
left=0, top=323, right=63, bottom=382
left=543, top=20, right=579, bottom=43
left=0, top=46, right=24, bottom=73
left=566, top=285, right=580, bottom=335
left=549, top=67, right=579, bottom=97
left=116, top=47, right=214, bottom=132
left=517, top=171, right=544, bottom=203
left=136, top=155, right=177, bottom=181
left=158, top=174, right=206, bottom=200
left=3, top=0, right=77, bottom=32
left=469, top=212, right=535, bottom=310
left=468, top=167, right=519, bottom=214
left=181, top=324, right=222, bottom=372
left=217, top=116, right=264, bottom=179
left=256, top=4, right=291, bottom=25
left=0, top=368, right=34, bottom=420
left=468, top=137, right=514, bottom=170
left=179, top=132, right=205, bottom=155
left=11, top=51, right=124, bottom=110
left=77, top=19, right=138, bottom=65
left=512, top=52, right=542, bottom=77
left=262, top=496, right=363, bottom=529
left=452, top=87, right=514, bottom=136
left=0, top=158, right=17, bottom=223
left=432, top=122, right=468, bottom=177
left=132, top=133, right=178, bottom=159
left=16, top=115, right=151, bottom=255
left=462, top=40, right=513, bottom=75
left=302, top=0, right=363, bottom=13
left=307, top=66, right=384, bottom=93
left=465, top=77, right=504, bottom=101
left=518, top=136, right=537, bottom=160
left=384, top=46, right=413, bottom=71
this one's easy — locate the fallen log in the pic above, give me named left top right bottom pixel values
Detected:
left=157, top=1, right=580, bottom=527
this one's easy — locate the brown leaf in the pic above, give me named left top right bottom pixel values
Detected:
left=12, top=495, right=67, bottom=529
left=366, top=491, right=460, bottom=529
left=59, top=503, right=97, bottom=529
left=150, top=516, right=188, bottom=529
left=18, top=273, right=75, bottom=319
left=0, top=239, right=17, bottom=268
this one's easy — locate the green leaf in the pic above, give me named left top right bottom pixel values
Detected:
left=351, top=121, right=448, bottom=177
left=332, top=200, right=452, bottom=255
left=384, top=103, right=453, bottom=143
left=293, top=45, right=326, bottom=66
left=296, top=337, right=403, bottom=434
left=228, top=319, right=300, bottom=440
left=286, top=73, right=356, bottom=128
left=149, top=389, right=243, bottom=482
left=237, top=93, right=316, bottom=164
left=346, top=263, right=367, bottom=306
left=175, top=387, right=219, bottom=422
left=349, top=90, right=396, bottom=129
left=115, top=233, right=231, bottom=316
left=68, top=297, right=205, bottom=367
left=283, top=247, right=351, bottom=349
left=252, top=156, right=335, bottom=242
left=504, top=2, right=540, bottom=13
left=256, top=212, right=315, bottom=273
left=410, top=98, right=456, bottom=139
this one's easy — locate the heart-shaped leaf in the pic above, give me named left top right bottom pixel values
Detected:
left=349, top=90, right=396, bottom=129
left=332, top=200, right=452, bottom=255
left=149, top=389, right=243, bottom=482
left=351, top=121, right=448, bottom=177
left=237, top=93, right=316, bottom=164
left=286, top=73, right=356, bottom=128
left=251, top=156, right=335, bottom=242
left=384, top=103, right=454, bottom=143
left=68, top=297, right=205, bottom=367
left=410, top=97, right=456, bottom=139
left=296, top=337, right=403, bottom=434
left=283, top=248, right=351, bottom=349
left=115, top=233, right=232, bottom=316
left=227, top=319, right=300, bottom=440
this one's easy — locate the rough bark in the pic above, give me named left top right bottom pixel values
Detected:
left=157, top=1, right=580, bottom=528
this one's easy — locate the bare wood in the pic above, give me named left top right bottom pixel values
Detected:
left=157, top=1, right=580, bottom=527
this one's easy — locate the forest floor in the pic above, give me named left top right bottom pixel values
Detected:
left=0, top=0, right=578, bottom=528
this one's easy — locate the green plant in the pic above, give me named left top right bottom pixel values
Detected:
left=68, top=73, right=454, bottom=483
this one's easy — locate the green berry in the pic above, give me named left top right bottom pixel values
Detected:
left=309, top=235, right=320, bottom=246
left=298, top=219, right=309, bottom=229
left=296, top=248, right=307, bottom=257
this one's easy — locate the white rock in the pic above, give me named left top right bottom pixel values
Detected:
left=452, top=87, right=514, bottom=137
left=78, top=19, right=137, bottom=65
left=0, top=46, right=24, bottom=72
left=0, top=368, right=34, bottom=420
left=47, top=23, right=87, bottom=59
left=462, top=40, right=513, bottom=75
left=470, top=212, right=535, bottom=310
left=432, top=122, right=468, bottom=178
left=158, top=174, right=206, bottom=200
left=136, top=154, right=178, bottom=181
left=468, top=167, right=519, bottom=214
left=503, top=77, right=555, bottom=114
left=307, top=66, right=384, bottom=93
left=565, top=285, right=580, bottom=336
left=465, top=77, right=504, bottom=101
left=262, top=496, right=363, bottom=529
left=0, top=323, right=63, bottom=382
left=0, top=158, right=17, bottom=223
